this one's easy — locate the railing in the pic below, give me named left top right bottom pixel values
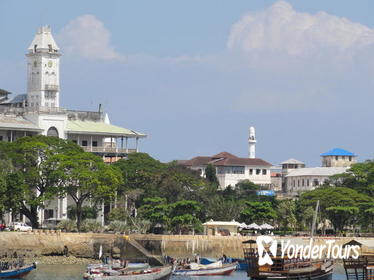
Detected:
left=26, top=106, right=66, bottom=113
left=81, top=146, right=137, bottom=154
left=44, top=84, right=59, bottom=91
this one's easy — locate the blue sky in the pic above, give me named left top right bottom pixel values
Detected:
left=1, top=0, right=374, bottom=166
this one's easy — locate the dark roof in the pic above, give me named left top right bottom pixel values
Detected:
left=320, top=148, right=356, bottom=157
left=212, top=152, right=238, bottom=159
left=182, top=152, right=272, bottom=167
left=7, top=94, right=27, bottom=104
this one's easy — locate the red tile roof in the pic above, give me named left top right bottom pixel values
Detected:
left=182, top=152, right=272, bottom=167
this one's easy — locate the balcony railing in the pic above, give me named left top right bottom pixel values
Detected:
left=81, top=146, right=137, bottom=154
left=44, top=84, right=59, bottom=91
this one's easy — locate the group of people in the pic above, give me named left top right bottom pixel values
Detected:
left=0, top=258, right=25, bottom=271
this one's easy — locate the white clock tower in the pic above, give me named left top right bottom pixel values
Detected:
left=26, top=26, right=60, bottom=108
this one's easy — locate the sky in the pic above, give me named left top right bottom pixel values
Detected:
left=1, top=0, right=374, bottom=166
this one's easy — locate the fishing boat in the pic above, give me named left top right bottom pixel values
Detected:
left=83, top=265, right=173, bottom=280
left=0, top=262, right=37, bottom=279
left=242, top=240, right=334, bottom=280
left=172, top=261, right=237, bottom=276
left=200, top=256, right=248, bottom=270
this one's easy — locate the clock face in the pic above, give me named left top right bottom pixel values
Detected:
left=33, top=61, right=37, bottom=67
left=48, top=61, right=53, bottom=67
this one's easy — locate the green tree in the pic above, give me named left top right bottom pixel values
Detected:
left=54, top=152, right=122, bottom=230
left=277, top=199, right=297, bottom=230
left=138, top=197, right=170, bottom=228
left=205, top=164, right=219, bottom=186
left=240, top=201, right=277, bottom=224
left=169, top=200, right=202, bottom=234
left=1, top=136, right=82, bottom=228
left=326, top=206, right=359, bottom=232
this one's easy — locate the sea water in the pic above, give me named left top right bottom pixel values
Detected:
left=24, top=264, right=347, bottom=280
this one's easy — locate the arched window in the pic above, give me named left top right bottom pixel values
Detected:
left=47, top=127, right=59, bottom=137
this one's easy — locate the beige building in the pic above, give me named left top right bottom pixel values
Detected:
left=203, top=220, right=241, bottom=236
left=321, top=148, right=357, bottom=167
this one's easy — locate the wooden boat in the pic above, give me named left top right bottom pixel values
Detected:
left=200, top=256, right=249, bottom=270
left=243, top=242, right=334, bottom=280
left=0, top=262, right=37, bottom=279
left=83, top=265, right=172, bottom=280
left=172, top=261, right=237, bottom=276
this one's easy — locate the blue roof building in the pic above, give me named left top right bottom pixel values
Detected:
left=321, top=148, right=357, bottom=167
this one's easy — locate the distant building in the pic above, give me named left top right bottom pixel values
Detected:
left=285, top=167, right=347, bottom=195
left=283, top=148, right=356, bottom=196
left=182, top=151, right=272, bottom=189
left=321, top=148, right=357, bottom=167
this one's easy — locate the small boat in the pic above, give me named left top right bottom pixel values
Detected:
left=0, top=262, right=37, bottom=279
left=83, top=265, right=173, bottom=280
left=200, top=256, right=248, bottom=270
left=172, top=261, right=237, bottom=276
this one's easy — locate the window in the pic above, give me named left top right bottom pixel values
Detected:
left=313, top=179, right=319, bottom=186
left=92, top=141, right=98, bottom=147
left=82, top=140, right=88, bottom=146
left=302, top=179, right=304, bottom=186
left=232, top=166, right=244, bottom=174
left=0, top=136, right=3, bottom=141
left=256, top=169, right=261, bottom=175
left=342, top=156, right=345, bottom=160
left=307, top=179, right=310, bottom=186
left=47, top=127, right=59, bottom=137
left=249, top=169, right=253, bottom=175
left=48, top=44, right=52, bottom=52
left=349, top=156, right=352, bottom=161
left=44, top=209, right=54, bottom=219
left=217, top=167, right=225, bottom=174
left=262, top=169, right=267, bottom=175
left=335, top=156, right=338, bottom=160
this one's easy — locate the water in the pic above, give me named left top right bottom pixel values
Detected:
left=22, top=264, right=347, bottom=280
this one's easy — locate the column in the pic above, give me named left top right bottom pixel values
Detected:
left=115, top=137, right=118, bottom=153
left=135, top=137, right=139, bottom=152
left=125, top=137, right=128, bottom=153
left=57, top=197, right=61, bottom=219
left=61, top=197, right=67, bottom=219
left=101, top=201, right=105, bottom=226
left=10, top=130, right=13, bottom=142
left=90, top=135, right=93, bottom=152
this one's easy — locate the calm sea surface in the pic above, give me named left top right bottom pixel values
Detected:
left=23, top=264, right=347, bottom=280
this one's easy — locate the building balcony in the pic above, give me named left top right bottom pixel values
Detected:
left=81, top=146, right=137, bottom=154
left=44, top=84, right=59, bottom=91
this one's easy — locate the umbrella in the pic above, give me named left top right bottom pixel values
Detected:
left=247, top=223, right=261, bottom=230
left=260, top=223, right=274, bottom=230
left=239, top=223, right=247, bottom=228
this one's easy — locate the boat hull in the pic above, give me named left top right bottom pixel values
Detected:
left=0, top=263, right=37, bottom=279
left=85, top=266, right=172, bottom=280
left=173, top=263, right=237, bottom=276
left=251, top=270, right=333, bottom=280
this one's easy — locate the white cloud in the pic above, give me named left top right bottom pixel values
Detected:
left=57, top=15, right=124, bottom=61
left=227, top=1, right=374, bottom=58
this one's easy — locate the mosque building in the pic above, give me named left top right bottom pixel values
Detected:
left=0, top=26, right=146, bottom=226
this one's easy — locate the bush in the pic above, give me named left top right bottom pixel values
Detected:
left=57, top=219, right=77, bottom=232
left=108, top=220, right=127, bottom=233
left=80, top=219, right=103, bottom=233
left=108, top=208, right=128, bottom=222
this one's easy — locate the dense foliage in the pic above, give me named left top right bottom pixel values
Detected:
left=0, top=135, right=373, bottom=234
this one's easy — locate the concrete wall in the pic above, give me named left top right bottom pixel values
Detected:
left=1, top=232, right=373, bottom=261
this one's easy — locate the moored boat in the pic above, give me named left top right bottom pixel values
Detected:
left=243, top=241, right=334, bottom=280
left=172, top=261, right=237, bottom=276
left=200, top=256, right=248, bottom=270
left=0, top=262, right=37, bottom=279
left=83, top=265, right=173, bottom=280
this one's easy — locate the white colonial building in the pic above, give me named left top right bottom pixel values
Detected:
left=182, top=127, right=272, bottom=189
left=284, top=148, right=357, bottom=196
left=0, top=26, right=146, bottom=227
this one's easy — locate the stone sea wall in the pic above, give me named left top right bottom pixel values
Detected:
left=0, top=232, right=373, bottom=260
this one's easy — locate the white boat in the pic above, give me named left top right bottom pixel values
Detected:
left=83, top=265, right=172, bottom=280
left=173, top=262, right=237, bottom=276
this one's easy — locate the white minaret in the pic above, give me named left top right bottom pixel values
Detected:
left=248, top=126, right=256, bottom=158
left=26, top=26, right=61, bottom=108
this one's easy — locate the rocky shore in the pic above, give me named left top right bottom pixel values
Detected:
left=1, top=255, right=101, bottom=265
